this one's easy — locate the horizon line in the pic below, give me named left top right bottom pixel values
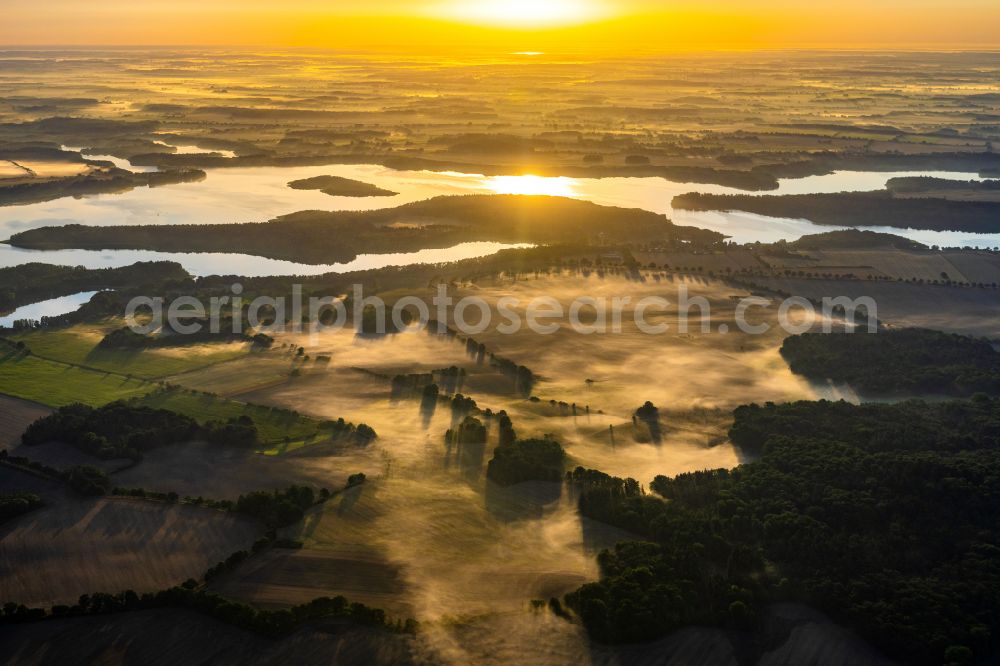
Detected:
left=2, top=44, right=1000, bottom=53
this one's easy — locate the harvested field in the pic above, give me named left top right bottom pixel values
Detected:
left=765, top=248, right=1000, bottom=284
left=632, top=249, right=764, bottom=272
left=0, top=497, right=260, bottom=607
left=0, top=465, right=63, bottom=500
left=210, top=546, right=411, bottom=616
left=446, top=273, right=817, bottom=413
left=943, top=251, right=1000, bottom=285
left=0, top=602, right=890, bottom=666
left=167, top=353, right=299, bottom=397
left=0, top=394, right=50, bottom=448
left=210, top=481, right=413, bottom=616
left=112, top=439, right=379, bottom=498
left=753, top=277, right=1000, bottom=337
left=9, top=440, right=130, bottom=473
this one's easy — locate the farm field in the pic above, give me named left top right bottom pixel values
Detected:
left=209, top=274, right=815, bottom=523
left=0, top=351, right=154, bottom=407
left=12, top=322, right=252, bottom=379
left=8, top=439, right=130, bottom=473
left=0, top=38, right=998, bottom=666
left=0, top=394, right=50, bottom=448
left=764, top=248, right=1000, bottom=284
left=2, top=262, right=994, bottom=665
left=166, top=353, right=303, bottom=397
left=753, top=277, right=1000, bottom=337
left=111, top=439, right=379, bottom=498
left=0, top=601, right=890, bottom=666
left=211, top=473, right=630, bottom=625
left=135, top=388, right=334, bottom=448
left=444, top=273, right=817, bottom=413
left=210, top=483, right=412, bottom=616
left=0, top=465, right=63, bottom=500
left=0, top=492, right=261, bottom=607
left=0, top=608, right=418, bottom=666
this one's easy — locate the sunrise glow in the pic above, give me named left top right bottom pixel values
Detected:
left=2, top=0, right=999, bottom=49
left=4, top=0, right=1000, bottom=662
left=431, top=0, right=610, bottom=28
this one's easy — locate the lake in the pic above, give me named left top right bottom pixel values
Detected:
left=0, top=291, right=98, bottom=327
left=0, top=157, right=996, bottom=276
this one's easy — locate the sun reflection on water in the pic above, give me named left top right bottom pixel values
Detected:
left=483, top=174, right=579, bottom=197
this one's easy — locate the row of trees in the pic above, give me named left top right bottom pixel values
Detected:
left=456, top=330, right=535, bottom=397
left=391, top=366, right=467, bottom=399
left=0, top=586, right=415, bottom=638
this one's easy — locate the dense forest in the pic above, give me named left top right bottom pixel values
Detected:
left=885, top=176, right=1000, bottom=194
left=780, top=329, right=1000, bottom=396
left=0, top=261, right=188, bottom=313
left=234, top=485, right=318, bottom=528
left=565, top=397, right=1000, bottom=664
left=0, top=493, right=43, bottom=523
left=21, top=401, right=258, bottom=459
left=729, top=397, right=1000, bottom=457
left=673, top=190, right=1000, bottom=233
left=783, top=228, right=927, bottom=251
left=287, top=175, right=397, bottom=197
left=8, top=195, right=725, bottom=264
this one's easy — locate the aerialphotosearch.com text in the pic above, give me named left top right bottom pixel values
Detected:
left=124, top=283, right=878, bottom=340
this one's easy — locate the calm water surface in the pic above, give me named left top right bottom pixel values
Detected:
left=1, top=157, right=996, bottom=275
left=0, top=291, right=98, bottom=326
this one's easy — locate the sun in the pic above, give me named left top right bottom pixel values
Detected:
left=431, top=0, right=610, bottom=28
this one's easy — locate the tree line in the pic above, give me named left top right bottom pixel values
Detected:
left=0, top=586, right=415, bottom=639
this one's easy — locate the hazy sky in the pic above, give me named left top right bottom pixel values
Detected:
left=3, top=0, right=999, bottom=50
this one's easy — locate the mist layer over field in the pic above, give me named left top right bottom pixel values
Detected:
left=134, top=273, right=824, bottom=662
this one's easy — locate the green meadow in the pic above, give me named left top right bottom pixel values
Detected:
left=0, top=350, right=154, bottom=407
left=135, top=388, right=334, bottom=449
left=13, top=322, right=251, bottom=380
